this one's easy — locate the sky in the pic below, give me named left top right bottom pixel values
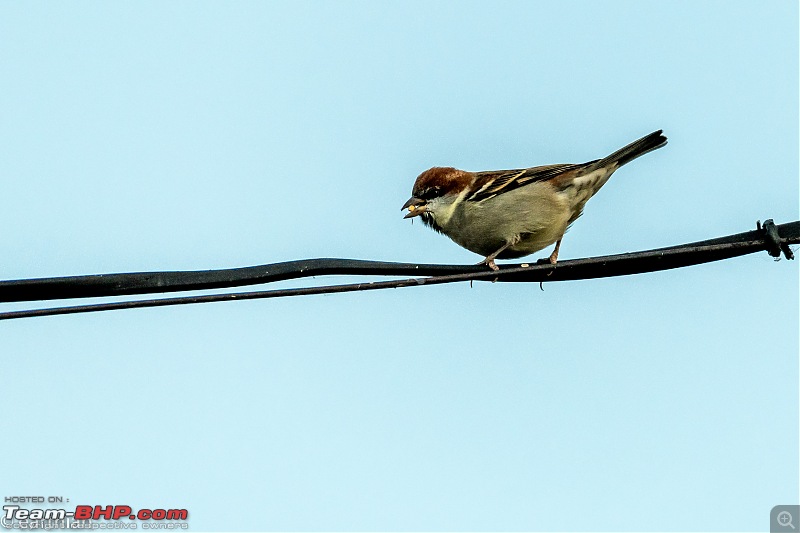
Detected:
left=1, top=2, right=798, bottom=532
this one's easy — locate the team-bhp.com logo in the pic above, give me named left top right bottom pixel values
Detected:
left=2, top=505, right=189, bottom=529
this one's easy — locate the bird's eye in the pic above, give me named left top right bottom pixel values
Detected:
left=420, top=187, right=441, bottom=200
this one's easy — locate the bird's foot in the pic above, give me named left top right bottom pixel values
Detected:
left=548, top=239, right=561, bottom=265
left=477, top=257, right=500, bottom=271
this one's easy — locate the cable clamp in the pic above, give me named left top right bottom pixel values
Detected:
left=758, top=219, right=794, bottom=260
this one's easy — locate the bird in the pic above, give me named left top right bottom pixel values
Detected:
left=401, top=130, right=667, bottom=270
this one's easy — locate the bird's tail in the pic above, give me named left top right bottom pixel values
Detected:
left=594, top=130, right=668, bottom=169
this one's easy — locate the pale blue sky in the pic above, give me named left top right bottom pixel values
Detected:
left=1, top=2, right=798, bottom=532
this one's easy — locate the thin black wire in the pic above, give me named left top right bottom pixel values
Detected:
left=0, top=267, right=524, bottom=320
left=1, top=219, right=796, bottom=320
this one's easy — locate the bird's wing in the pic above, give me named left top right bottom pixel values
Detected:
left=467, top=163, right=586, bottom=203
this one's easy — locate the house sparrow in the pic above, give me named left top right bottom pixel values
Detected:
left=402, top=130, right=667, bottom=270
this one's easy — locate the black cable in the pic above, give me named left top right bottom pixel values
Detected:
left=1, top=220, right=797, bottom=304
left=0, top=219, right=796, bottom=321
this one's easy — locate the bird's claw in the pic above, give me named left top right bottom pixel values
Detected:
left=477, top=257, right=500, bottom=271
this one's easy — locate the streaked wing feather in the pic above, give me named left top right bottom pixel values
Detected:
left=468, top=164, right=583, bottom=202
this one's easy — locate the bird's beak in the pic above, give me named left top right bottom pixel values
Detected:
left=402, top=197, right=427, bottom=219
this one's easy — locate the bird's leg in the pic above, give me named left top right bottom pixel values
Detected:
left=478, top=237, right=519, bottom=271
left=548, top=239, right=562, bottom=265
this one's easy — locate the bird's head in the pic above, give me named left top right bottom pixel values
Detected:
left=401, top=167, right=471, bottom=231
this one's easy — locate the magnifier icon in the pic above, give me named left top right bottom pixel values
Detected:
left=778, top=511, right=796, bottom=529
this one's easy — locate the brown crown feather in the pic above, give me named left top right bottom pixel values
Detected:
left=412, top=167, right=473, bottom=199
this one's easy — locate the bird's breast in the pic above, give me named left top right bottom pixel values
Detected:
left=442, top=182, right=573, bottom=257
